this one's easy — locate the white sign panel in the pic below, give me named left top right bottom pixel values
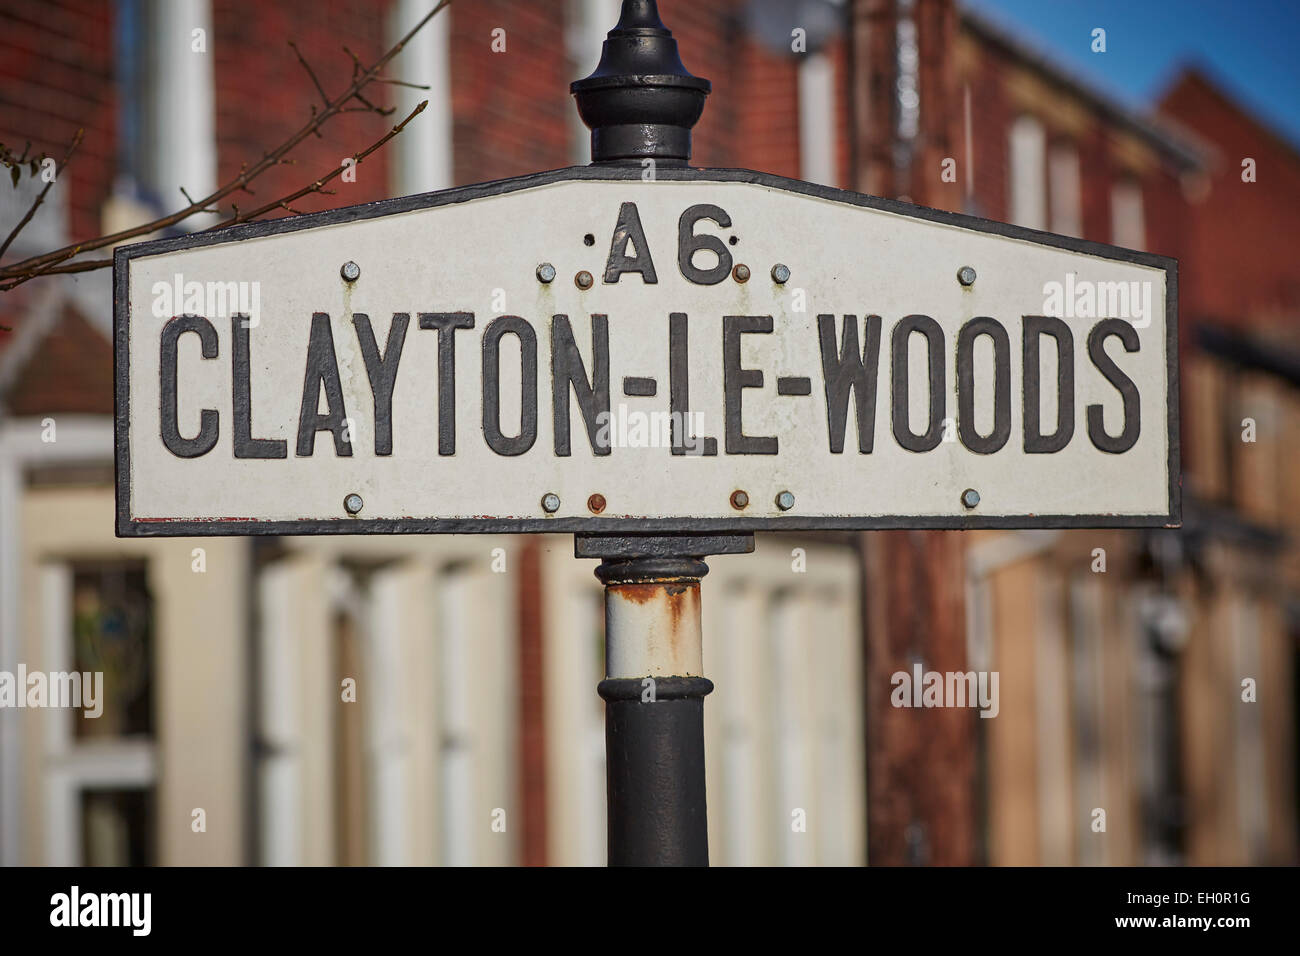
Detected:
left=114, top=168, right=1178, bottom=535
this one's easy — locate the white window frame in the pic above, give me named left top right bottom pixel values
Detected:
left=798, top=51, right=838, bottom=187
left=707, top=540, right=863, bottom=866
left=1048, top=141, right=1082, bottom=238
left=542, top=542, right=607, bottom=866
left=40, top=562, right=157, bottom=866
left=0, top=415, right=115, bottom=865
left=1009, top=114, right=1047, bottom=231
left=255, top=536, right=521, bottom=867
left=1110, top=177, right=1146, bottom=250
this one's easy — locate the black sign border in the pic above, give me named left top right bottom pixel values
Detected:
left=114, top=165, right=1180, bottom=537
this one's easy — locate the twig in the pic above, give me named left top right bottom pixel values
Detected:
left=0, top=240, right=81, bottom=290
left=212, top=101, right=427, bottom=227
left=0, top=128, right=83, bottom=261
left=374, top=77, right=432, bottom=90
left=0, top=141, right=42, bottom=181
left=0, top=256, right=110, bottom=285
left=178, top=186, right=219, bottom=214
left=288, top=40, right=331, bottom=106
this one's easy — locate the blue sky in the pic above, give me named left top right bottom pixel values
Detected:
left=963, top=0, right=1300, bottom=147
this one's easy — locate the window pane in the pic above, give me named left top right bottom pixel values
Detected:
left=1111, top=178, right=1145, bottom=249
left=81, top=788, right=155, bottom=866
left=1009, top=115, right=1047, bottom=230
left=71, top=563, right=154, bottom=739
left=1048, top=143, right=1082, bottom=238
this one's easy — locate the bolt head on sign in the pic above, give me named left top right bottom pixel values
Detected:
left=113, top=167, right=1177, bottom=536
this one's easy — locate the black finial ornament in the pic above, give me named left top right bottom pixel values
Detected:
left=571, top=0, right=711, bottom=165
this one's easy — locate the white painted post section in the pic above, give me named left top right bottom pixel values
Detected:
left=604, top=577, right=704, bottom=680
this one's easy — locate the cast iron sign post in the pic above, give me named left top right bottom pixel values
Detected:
left=571, top=0, right=747, bottom=867
left=114, top=0, right=1178, bottom=866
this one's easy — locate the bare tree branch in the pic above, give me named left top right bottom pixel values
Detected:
left=0, top=0, right=452, bottom=293
left=0, top=128, right=83, bottom=261
left=0, top=101, right=429, bottom=292
left=211, top=101, right=427, bottom=228
left=0, top=255, right=110, bottom=282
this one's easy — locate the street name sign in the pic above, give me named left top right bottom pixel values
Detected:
left=114, top=166, right=1178, bottom=536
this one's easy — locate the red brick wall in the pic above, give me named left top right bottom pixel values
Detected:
left=961, top=55, right=1012, bottom=219
left=0, top=0, right=115, bottom=246
left=1142, top=161, right=1193, bottom=275
left=1076, top=124, right=1111, bottom=242
left=1159, top=69, right=1300, bottom=334
left=722, top=32, right=800, bottom=178
left=912, top=0, right=961, bottom=210
left=450, top=0, right=571, bottom=184
left=657, top=0, right=802, bottom=175
left=444, top=0, right=819, bottom=181
left=831, top=37, right=853, bottom=188
left=212, top=0, right=400, bottom=215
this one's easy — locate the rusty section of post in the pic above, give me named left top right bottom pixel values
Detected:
left=600, top=557, right=705, bottom=678
left=577, top=535, right=751, bottom=866
left=596, top=554, right=712, bottom=866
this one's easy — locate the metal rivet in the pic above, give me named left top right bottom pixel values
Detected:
left=732, top=263, right=750, bottom=283
left=957, top=265, right=977, bottom=287
left=776, top=490, right=795, bottom=511
left=771, top=263, right=791, bottom=284
left=536, top=263, right=556, bottom=284
left=961, top=488, right=980, bottom=509
left=587, top=493, right=606, bottom=514
left=344, top=493, right=364, bottom=514
left=575, top=270, right=594, bottom=290
left=541, top=492, right=561, bottom=513
left=730, top=489, right=749, bottom=510
left=340, top=261, right=361, bottom=282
